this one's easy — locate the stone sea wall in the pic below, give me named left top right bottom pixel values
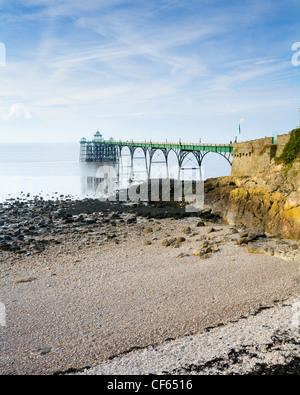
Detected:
left=231, top=134, right=290, bottom=176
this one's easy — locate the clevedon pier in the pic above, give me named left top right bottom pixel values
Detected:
left=80, top=131, right=234, bottom=180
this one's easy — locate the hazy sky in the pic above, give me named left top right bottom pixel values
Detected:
left=0, top=0, right=300, bottom=143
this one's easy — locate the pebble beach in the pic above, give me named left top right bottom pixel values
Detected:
left=0, top=198, right=299, bottom=375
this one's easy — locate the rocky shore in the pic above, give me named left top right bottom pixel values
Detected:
left=0, top=195, right=298, bottom=262
left=0, top=197, right=199, bottom=257
left=0, top=195, right=299, bottom=375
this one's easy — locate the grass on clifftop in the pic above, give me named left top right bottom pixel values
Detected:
left=275, top=128, right=300, bottom=165
left=281, top=128, right=300, bottom=164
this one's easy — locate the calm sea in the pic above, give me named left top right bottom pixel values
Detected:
left=0, top=143, right=231, bottom=202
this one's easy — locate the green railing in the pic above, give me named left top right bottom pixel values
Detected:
left=81, top=140, right=233, bottom=153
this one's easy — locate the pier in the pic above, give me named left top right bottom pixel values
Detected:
left=80, top=131, right=234, bottom=179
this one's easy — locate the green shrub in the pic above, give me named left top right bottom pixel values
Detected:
left=282, top=128, right=300, bottom=164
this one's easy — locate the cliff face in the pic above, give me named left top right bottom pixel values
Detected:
left=204, top=158, right=300, bottom=241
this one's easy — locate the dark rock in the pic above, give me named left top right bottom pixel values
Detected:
left=182, top=227, right=192, bottom=235
left=127, top=217, right=137, bottom=224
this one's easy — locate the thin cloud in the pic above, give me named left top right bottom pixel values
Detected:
left=1, top=104, right=32, bottom=121
left=1, top=0, right=300, bottom=143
